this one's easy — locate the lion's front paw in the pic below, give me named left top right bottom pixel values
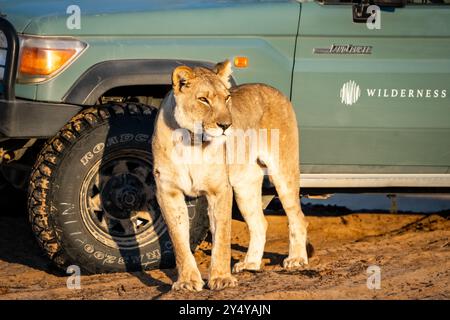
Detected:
left=208, top=275, right=238, bottom=290
left=172, top=273, right=205, bottom=292
left=232, top=261, right=261, bottom=273
left=283, top=256, right=308, bottom=270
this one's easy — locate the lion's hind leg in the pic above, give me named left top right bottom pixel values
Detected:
left=267, top=160, right=309, bottom=269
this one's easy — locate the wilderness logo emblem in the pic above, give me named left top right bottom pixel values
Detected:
left=340, top=80, right=361, bottom=106
left=339, top=80, right=448, bottom=106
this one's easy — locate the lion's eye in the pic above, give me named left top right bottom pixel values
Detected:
left=198, top=97, right=210, bottom=105
left=225, top=95, right=231, bottom=103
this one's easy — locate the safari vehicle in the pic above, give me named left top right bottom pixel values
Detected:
left=0, top=0, right=449, bottom=273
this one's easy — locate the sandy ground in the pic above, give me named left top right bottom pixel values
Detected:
left=0, top=190, right=448, bottom=300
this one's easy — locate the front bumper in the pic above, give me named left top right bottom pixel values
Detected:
left=0, top=99, right=81, bottom=138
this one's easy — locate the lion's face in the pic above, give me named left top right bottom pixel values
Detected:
left=172, top=61, right=233, bottom=139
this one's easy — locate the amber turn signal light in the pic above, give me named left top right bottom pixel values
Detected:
left=17, top=35, right=87, bottom=83
left=20, top=47, right=76, bottom=76
left=234, top=56, right=248, bottom=68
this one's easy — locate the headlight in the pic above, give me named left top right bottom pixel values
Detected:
left=18, top=35, right=87, bottom=83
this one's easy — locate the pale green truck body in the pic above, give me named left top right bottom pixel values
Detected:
left=2, top=0, right=450, bottom=183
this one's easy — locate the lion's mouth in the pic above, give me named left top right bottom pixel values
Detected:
left=203, top=132, right=224, bottom=142
left=204, top=128, right=225, bottom=138
left=204, top=126, right=233, bottom=138
left=184, top=126, right=233, bottom=144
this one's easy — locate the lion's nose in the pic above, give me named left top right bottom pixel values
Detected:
left=217, top=122, right=231, bottom=131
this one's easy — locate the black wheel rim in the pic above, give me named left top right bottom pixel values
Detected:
left=80, top=149, right=167, bottom=249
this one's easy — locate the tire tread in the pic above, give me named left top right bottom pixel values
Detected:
left=28, top=103, right=154, bottom=270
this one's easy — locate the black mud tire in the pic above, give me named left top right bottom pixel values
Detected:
left=28, top=103, right=209, bottom=274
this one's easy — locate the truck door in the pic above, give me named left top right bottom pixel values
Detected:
left=292, top=0, right=450, bottom=175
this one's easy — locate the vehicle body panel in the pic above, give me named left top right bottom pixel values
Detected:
left=1, top=0, right=450, bottom=186
left=1, top=0, right=299, bottom=102
left=293, top=2, right=450, bottom=173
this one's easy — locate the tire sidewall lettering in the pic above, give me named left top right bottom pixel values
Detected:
left=81, top=133, right=152, bottom=166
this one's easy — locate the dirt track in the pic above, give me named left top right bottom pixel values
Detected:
left=0, top=190, right=448, bottom=300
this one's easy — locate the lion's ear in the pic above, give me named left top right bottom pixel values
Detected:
left=214, top=60, right=232, bottom=89
left=172, top=66, right=194, bottom=93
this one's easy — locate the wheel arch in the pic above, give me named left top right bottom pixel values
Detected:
left=63, top=59, right=237, bottom=106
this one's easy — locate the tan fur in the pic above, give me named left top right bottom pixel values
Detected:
left=152, top=62, right=236, bottom=291
left=228, top=83, right=309, bottom=272
left=152, top=61, right=308, bottom=292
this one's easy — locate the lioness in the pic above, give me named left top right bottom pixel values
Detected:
left=152, top=61, right=308, bottom=292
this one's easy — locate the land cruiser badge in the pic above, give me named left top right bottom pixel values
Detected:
left=314, top=44, right=372, bottom=55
